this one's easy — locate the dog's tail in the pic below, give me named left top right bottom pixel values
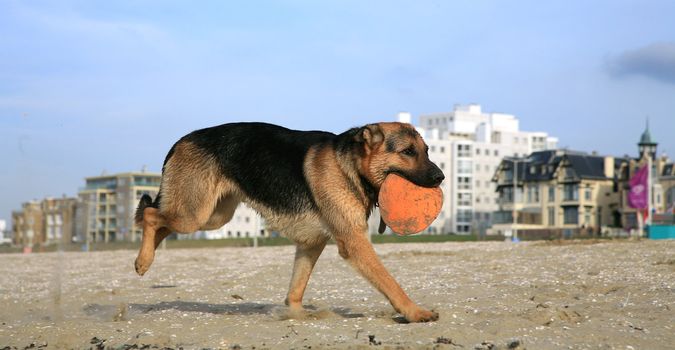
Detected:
left=134, top=194, right=158, bottom=226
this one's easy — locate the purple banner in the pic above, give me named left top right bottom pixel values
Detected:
left=628, top=165, right=648, bottom=209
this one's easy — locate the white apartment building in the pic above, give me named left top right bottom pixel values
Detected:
left=192, top=203, right=266, bottom=239
left=370, top=104, right=558, bottom=235
left=0, top=219, right=8, bottom=244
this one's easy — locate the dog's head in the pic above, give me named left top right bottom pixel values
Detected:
left=355, top=122, right=444, bottom=188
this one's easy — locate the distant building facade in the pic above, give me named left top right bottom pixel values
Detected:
left=11, top=196, right=78, bottom=246
left=77, top=171, right=161, bottom=243
left=616, top=123, right=674, bottom=228
left=77, top=170, right=269, bottom=242
left=491, top=150, right=623, bottom=238
left=491, top=122, right=675, bottom=238
left=371, top=104, right=559, bottom=235
left=190, top=203, right=267, bottom=240
left=0, top=219, right=7, bottom=244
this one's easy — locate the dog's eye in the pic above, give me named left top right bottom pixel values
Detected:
left=401, top=147, right=417, bottom=157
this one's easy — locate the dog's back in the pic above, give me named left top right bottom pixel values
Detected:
left=174, top=122, right=335, bottom=214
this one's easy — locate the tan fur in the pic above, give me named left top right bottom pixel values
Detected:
left=134, top=122, right=440, bottom=323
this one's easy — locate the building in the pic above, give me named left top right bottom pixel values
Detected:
left=0, top=219, right=7, bottom=244
left=491, top=150, right=624, bottom=239
left=78, top=170, right=269, bottom=242
left=616, top=123, right=674, bottom=229
left=371, top=104, right=559, bottom=235
left=661, top=163, right=675, bottom=214
left=190, top=203, right=267, bottom=239
left=11, top=196, right=78, bottom=246
left=491, top=122, right=675, bottom=238
left=78, top=171, right=161, bottom=243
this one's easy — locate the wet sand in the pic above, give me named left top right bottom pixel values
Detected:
left=0, top=240, right=673, bottom=349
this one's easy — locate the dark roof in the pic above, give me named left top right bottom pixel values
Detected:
left=639, top=129, right=655, bottom=145
left=499, top=150, right=626, bottom=182
left=639, top=119, right=657, bottom=145
left=565, top=154, right=606, bottom=179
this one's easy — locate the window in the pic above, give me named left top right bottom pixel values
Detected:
left=458, top=177, right=471, bottom=190
left=484, top=164, right=490, bottom=172
left=584, top=207, right=592, bottom=225
left=527, top=185, right=539, bottom=203
left=457, top=209, right=472, bottom=222
left=548, top=207, right=555, bottom=226
left=440, top=146, right=445, bottom=153
left=475, top=180, right=481, bottom=188
left=584, top=186, right=592, bottom=201
left=504, top=169, right=513, bottom=181
left=458, top=160, right=473, bottom=174
left=564, top=167, right=576, bottom=180
left=476, top=164, right=481, bottom=172
left=431, top=146, right=436, bottom=152
left=458, top=193, right=472, bottom=206
left=458, top=144, right=472, bottom=157
left=476, top=148, right=481, bottom=155
left=563, top=184, right=578, bottom=201
left=440, top=162, right=445, bottom=170
left=501, top=187, right=513, bottom=202
left=494, top=150, right=499, bottom=157
left=563, top=206, right=578, bottom=224
left=548, top=185, right=555, bottom=202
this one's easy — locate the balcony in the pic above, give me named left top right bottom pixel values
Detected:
left=133, top=180, right=161, bottom=187
left=492, top=208, right=542, bottom=225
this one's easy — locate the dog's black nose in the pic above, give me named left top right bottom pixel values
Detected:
left=434, top=173, right=445, bottom=183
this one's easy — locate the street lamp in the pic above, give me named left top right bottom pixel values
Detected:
left=509, top=155, right=530, bottom=242
left=512, top=158, right=519, bottom=242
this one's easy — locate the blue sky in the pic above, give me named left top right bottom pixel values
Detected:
left=2, top=0, right=675, bottom=224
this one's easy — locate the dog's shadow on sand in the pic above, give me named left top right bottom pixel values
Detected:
left=84, top=301, right=366, bottom=321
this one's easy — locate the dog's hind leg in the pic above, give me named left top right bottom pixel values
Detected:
left=285, top=239, right=328, bottom=310
left=135, top=206, right=171, bottom=276
left=134, top=141, right=231, bottom=276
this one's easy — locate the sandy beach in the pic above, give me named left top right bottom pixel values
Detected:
left=0, top=240, right=673, bottom=349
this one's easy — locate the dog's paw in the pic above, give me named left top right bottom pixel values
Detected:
left=134, top=257, right=151, bottom=276
left=404, top=308, right=439, bottom=323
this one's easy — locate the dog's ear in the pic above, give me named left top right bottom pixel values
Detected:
left=357, top=124, right=384, bottom=148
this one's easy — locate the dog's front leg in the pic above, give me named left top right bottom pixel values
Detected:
left=335, top=231, right=438, bottom=323
left=285, top=239, right=328, bottom=310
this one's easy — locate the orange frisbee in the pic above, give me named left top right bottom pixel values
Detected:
left=378, top=173, right=443, bottom=235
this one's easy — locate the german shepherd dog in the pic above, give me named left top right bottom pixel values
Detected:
left=134, top=122, right=444, bottom=322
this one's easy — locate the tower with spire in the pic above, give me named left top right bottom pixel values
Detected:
left=638, top=118, right=658, bottom=160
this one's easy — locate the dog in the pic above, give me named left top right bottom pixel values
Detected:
left=134, top=122, right=445, bottom=322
